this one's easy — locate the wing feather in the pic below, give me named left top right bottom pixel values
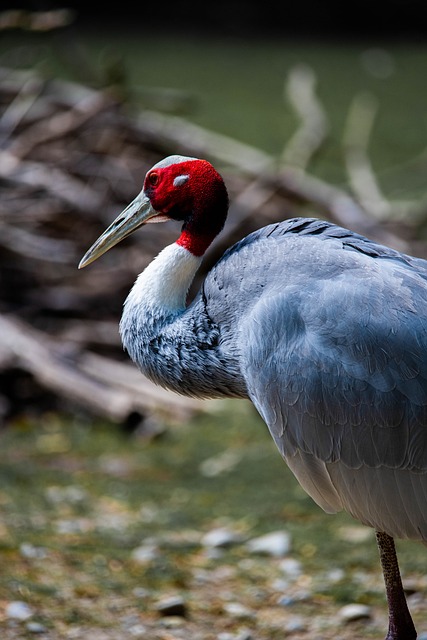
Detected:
left=230, top=222, right=427, bottom=539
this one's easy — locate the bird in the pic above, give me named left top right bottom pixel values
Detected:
left=79, top=154, right=427, bottom=640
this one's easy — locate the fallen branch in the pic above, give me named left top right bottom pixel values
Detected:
left=79, top=352, right=206, bottom=420
left=343, top=91, right=391, bottom=220
left=0, top=314, right=204, bottom=424
left=0, top=151, right=105, bottom=214
left=0, top=222, right=76, bottom=263
left=0, top=314, right=132, bottom=423
left=9, top=88, right=114, bottom=160
left=281, top=64, right=329, bottom=170
left=0, top=65, right=423, bottom=426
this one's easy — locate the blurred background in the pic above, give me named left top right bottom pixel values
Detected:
left=1, top=2, right=427, bottom=639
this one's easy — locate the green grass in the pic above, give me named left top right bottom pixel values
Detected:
left=0, top=406, right=426, bottom=637
left=0, top=407, right=425, bottom=578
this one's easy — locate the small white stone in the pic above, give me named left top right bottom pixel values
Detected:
left=337, top=525, right=372, bottom=543
left=26, top=622, right=47, bottom=634
left=338, top=603, right=372, bottom=622
left=279, top=557, right=302, bottom=578
left=132, top=587, right=151, bottom=598
left=160, top=616, right=185, bottom=628
left=285, top=616, right=306, bottom=632
left=325, top=567, right=345, bottom=583
left=6, top=601, right=34, bottom=620
left=45, top=485, right=86, bottom=504
left=246, top=531, right=291, bottom=557
left=218, top=631, right=253, bottom=640
left=128, top=623, right=148, bottom=636
left=199, top=451, right=241, bottom=477
left=223, top=602, right=254, bottom=619
left=201, top=527, right=242, bottom=548
left=131, top=543, right=159, bottom=564
left=155, top=595, right=187, bottom=617
left=20, top=543, right=47, bottom=559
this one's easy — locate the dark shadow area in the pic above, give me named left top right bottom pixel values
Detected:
left=2, top=0, right=427, bottom=39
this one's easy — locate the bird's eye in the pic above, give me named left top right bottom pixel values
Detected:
left=148, top=172, right=159, bottom=186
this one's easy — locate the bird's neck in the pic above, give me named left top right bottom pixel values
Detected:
left=124, top=242, right=203, bottom=316
left=119, top=240, right=247, bottom=399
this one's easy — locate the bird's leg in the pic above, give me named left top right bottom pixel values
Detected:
left=375, top=531, right=417, bottom=640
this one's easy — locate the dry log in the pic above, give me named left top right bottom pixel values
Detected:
left=343, top=92, right=391, bottom=220
left=56, top=319, right=121, bottom=348
left=0, top=222, right=76, bottom=263
left=0, top=314, right=204, bottom=424
left=0, top=313, right=132, bottom=422
left=79, top=352, right=207, bottom=420
left=0, top=75, right=44, bottom=146
left=0, top=151, right=105, bottom=214
left=0, top=65, right=424, bottom=426
left=281, top=64, right=329, bottom=169
left=8, top=88, right=114, bottom=160
left=135, top=109, right=274, bottom=174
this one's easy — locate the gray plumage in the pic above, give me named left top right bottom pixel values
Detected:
left=120, top=217, right=427, bottom=542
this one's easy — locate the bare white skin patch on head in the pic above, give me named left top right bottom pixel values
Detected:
left=173, top=174, right=190, bottom=188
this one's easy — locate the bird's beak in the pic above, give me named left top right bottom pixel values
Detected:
left=78, top=191, right=160, bottom=268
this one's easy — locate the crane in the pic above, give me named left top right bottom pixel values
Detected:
left=79, top=154, right=427, bottom=640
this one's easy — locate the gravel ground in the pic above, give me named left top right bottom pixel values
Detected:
left=1, top=416, right=427, bottom=640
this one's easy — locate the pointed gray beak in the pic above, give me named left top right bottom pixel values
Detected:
left=79, top=191, right=157, bottom=268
